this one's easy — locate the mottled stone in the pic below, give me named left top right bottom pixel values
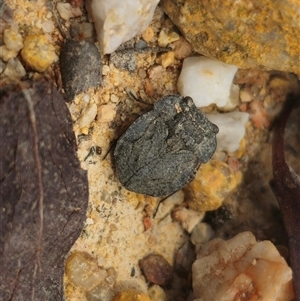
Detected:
left=3, top=27, right=23, bottom=52
left=21, top=35, right=58, bottom=72
left=184, top=160, right=237, bottom=211
left=161, top=0, right=300, bottom=74
left=1, top=57, right=26, bottom=78
left=66, top=252, right=107, bottom=290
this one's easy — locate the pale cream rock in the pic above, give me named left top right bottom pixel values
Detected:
left=192, top=231, right=295, bottom=301
left=219, top=84, right=240, bottom=111
left=110, top=94, right=119, bottom=103
left=102, top=64, right=110, bottom=75
left=190, top=222, right=214, bottom=245
left=240, top=89, right=252, bottom=103
left=0, top=45, right=18, bottom=61
left=56, top=2, right=82, bottom=21
left=177, top=56, right=238, bottom=108
left=77, top=103, right=98, bottom=129
left=206, top=111, right=249, bottom=154
left=160, top=51, right=175, bottom=68
left=1, top=57, right=26, bottom=78
left=89, top=0, right=160, bottom=54
left=172, top=207, right=205, bottom=233
left=158, top=29, right=180, bottom=47
left=3, top=27, right=23, bottom=52
left=148, top=285, right=166, bottom=301
left=155, top=190, right=185, bottom=221
left=66, top=252, right=107, bottom=290
left=97, top=103, right=116, bottom=123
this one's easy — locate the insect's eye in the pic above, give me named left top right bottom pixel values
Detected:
left=183, top=96, right=194, bottom=107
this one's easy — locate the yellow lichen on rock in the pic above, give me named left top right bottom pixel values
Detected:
left=113, top=289, right=152, bottom=301
left=184, top=160, right=237, bottom=211
left=161, top=0, right=300, bottom=74
left=21, top=35, right=58, bottom=72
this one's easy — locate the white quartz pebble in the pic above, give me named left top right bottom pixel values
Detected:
left=89, top=0, right=159, bottom=54
left=177, top=56, right=238, bottom=108
left=206, top=111, right=249, bottom=154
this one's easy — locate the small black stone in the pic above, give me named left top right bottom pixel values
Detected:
left=114, top=94, right=219, bottom=197
left=60, top=39, right=102, bottom=101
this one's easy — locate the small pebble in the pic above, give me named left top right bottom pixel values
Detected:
left=249, top=100, right=270, bottom=129
left=113, top=289, right=151, bottom=301
left=0, top=45, right=18, bottom=61
left=102, top=65, right=110, bottom=75
left=190, top=222, right=214, bottom=245
left=148, top=65, right=163, bottom=79
left=155, top=190, right=185, bottom=221
left=184, top=160, right=237, bottom=211
left=1, top=57, right=26, bottom=78
left=3, top=27, right=23, bottom=52
left=21, top=35, right=58, bottom=72
left=66, top=252, right=107, bottom=290
left=110, top=94, right=119, bottom=103
left=172, top=207, right=205, bottom=233
left=239, top=89, right=252, bottom=102
left=77, top=103, right=97, bottom=129
left=46, top=11, right=53, bottom=18
left=172, top=36, right=193, bottom=60
left=41, top=20, right=54, bottom=33
left=85, top=217, right=94, bottom=225
left=142, top=27, right=154, bottom=42
left=56, top=2, right=82, bottom=21
left=158, top=29, right=179, bottom=47
left=83, top=94, right=90, bottom=103
left=97, top=103, right=116, bottom=123
left=160, top=51, right=175, bottom=68
left=138, top=68, right=147, bottom=79
left=148, top=285, right=166, bottom=301
left=139, top=254, right=173, bottom=286
left=105, top=267, right=117, bottom=285
left=135, top=40, right=147, bottom=50
left=86, top=284, right=114, bottom=301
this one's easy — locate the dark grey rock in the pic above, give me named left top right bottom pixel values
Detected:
left=60, top=39, right=102, bottom=101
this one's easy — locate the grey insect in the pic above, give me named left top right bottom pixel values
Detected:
left=114, top=94, right=219, bottom=197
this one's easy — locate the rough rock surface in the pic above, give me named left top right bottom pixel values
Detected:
left=192, top=232, right=295, bottom=301
left=161, top=0, right=300, bottom=74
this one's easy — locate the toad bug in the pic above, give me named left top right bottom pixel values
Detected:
left=114, top=94, right=219, bottom=197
